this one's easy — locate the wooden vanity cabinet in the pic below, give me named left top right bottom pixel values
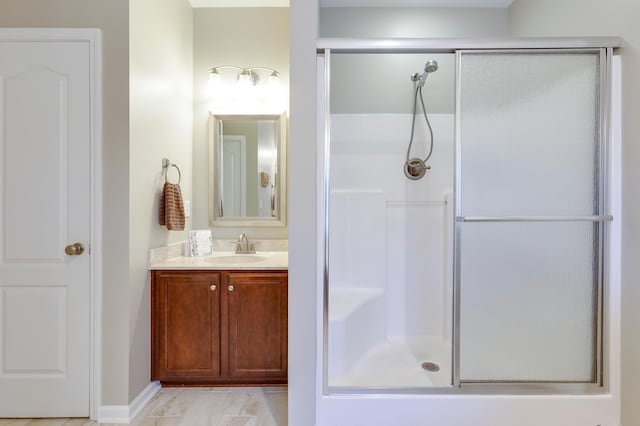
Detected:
left=151, top=270, right=287, bottom=385
left=151, top=271, right=221, bottom=383
left=224, top=272, right=288, bottom=380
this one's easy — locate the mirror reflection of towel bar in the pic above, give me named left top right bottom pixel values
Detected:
left=162, top=157, right=182, bottom=185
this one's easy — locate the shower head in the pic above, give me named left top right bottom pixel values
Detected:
left=424, top=59, right=439, bottom=74
left=411, top=59, right=439, bottom=87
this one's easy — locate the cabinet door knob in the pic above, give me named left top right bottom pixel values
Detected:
left=210, top=285, right=217, bottom=291
left=228, top=285, right=234, bottom=292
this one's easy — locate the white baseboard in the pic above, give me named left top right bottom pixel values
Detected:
left=129, top=381, right=161, bottom=422
left=96, top=404, right=129, bottom=424
left=97, top=381, right=161, bottom=424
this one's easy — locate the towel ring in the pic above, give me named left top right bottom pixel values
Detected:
left=164, top=163, right=181, bottom=185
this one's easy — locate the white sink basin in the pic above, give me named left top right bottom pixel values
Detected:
left=212, top=255, right=269, bottom=264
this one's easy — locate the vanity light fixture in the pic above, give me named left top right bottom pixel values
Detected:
left=207, top=65, right=280, bottom=88
left=205, top=66, right=285, bottom=111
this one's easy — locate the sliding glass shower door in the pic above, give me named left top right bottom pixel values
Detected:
left=456, top=50, right=608, bottom=384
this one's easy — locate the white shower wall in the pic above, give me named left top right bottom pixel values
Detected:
left=329, top=113, right=454, bottom=344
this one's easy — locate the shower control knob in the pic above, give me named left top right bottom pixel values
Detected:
left=404, top=158, right=430, bottom=180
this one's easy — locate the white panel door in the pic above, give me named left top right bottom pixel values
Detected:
left=0, top=40, right=91, bottom=416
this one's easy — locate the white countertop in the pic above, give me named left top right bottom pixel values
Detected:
left=149, top=251, right=288, bottom=270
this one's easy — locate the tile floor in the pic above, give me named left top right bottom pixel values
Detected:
left=0, top=386, right=288, bottom=426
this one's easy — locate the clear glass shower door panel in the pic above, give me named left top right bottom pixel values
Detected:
left=457, top=51, right=603, bottom=383
left=326, top=52, right=456, bottom=389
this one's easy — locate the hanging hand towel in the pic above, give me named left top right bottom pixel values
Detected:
left=159, top=182, right=185, bottom=230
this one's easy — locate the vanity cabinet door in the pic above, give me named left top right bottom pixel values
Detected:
left=152, top=271, right=221, bottom=382
left=223, top=272, right=288, bottom=381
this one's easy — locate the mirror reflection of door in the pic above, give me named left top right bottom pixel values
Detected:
left=257, top=120, right=278, bottom=217
left=221, top=135, right=246, bottom=217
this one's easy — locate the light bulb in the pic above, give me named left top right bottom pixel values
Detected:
left=237, top=70, right=252, bottom=90
left=268, top=71, right=280, bottom=88
left=205, top=69, right=222, bottom=97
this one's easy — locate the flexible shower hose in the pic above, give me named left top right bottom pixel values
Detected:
left=406, top=85, right=434, bottom=165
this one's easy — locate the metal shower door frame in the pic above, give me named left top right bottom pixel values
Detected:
left=452, top=48, right=613, bottom=392
left=318, top=40, right=617, bottom=396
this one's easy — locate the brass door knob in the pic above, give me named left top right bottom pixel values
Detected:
left=65, top=243, right=85, bottom=256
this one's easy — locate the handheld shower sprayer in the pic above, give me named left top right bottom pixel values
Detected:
left=424, top=59, right=439, bottom=73
left=411, top=59, right=439, bottom=87
left=405, top=59, right=439, bottom=180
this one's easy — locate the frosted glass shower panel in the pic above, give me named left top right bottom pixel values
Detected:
left=457, top=50, right=604, bottom=384
left=459, top=222, right=596, bottom=382
left=459, top=52, right=600, bottom=216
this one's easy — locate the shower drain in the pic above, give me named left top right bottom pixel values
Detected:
left=421, top=362, right=440, bottom=372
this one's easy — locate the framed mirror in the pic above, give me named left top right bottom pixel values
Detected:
left=208, top=112, right=287, bottom=227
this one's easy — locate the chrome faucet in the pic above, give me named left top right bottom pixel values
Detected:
left=235, top=233, right=256, bottom=254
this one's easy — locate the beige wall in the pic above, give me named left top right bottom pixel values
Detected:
left=0, top=0, right=195, bottom=407
left=320, top=7, right=508, bottom=38
left=0, top=0, right=287, bottom=410
left=0, top=0, right=131, bottom=405
left=509, top=2, right=639, bottom=424
left=192, top=8, right=289, bottom=239
left=129, top=0, right=193, bottom=401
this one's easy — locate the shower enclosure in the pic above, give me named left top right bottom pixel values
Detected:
left=319, top=38, right=620, bottom=412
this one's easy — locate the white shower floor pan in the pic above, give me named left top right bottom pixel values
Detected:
left=329, top=338, right=451, bottom=388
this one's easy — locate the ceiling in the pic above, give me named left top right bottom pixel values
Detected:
left=189, top=0, right=514, bottom=7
